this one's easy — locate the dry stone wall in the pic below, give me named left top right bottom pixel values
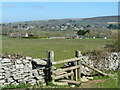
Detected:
left=81, top=52, right=120, bottom=75
left=0, top=57, right=45, bottom=87
left=0, top=52, right=120, bottom=87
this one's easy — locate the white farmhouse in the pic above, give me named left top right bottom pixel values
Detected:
left=25, top=33, right=28, bottom=37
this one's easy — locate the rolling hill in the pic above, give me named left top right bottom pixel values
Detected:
left=4, top=15, right=118, bottom=26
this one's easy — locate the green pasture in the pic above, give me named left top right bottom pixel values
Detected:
left=2, top=36, right=107, bottom=61
left=1, top=36, right=119, bottom=88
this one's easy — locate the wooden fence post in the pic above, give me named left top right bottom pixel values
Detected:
left=75, top=50, right=81, bottom=81
left=47, top=51, right=54, bottom=82
left=71, top=69, right=74, bottom=80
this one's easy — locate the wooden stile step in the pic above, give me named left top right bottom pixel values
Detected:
left=53, top=82, right=68, bottom=86
left=59, top=79, right=80, bottom=85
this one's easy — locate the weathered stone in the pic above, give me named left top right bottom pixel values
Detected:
left=1, top=63, right=12, bottom=66
left=24, top=77, right=29, bottom=81
left=7, top=78, right=14, bottom=83
left=71, top=85, right=75, bottom=88
left=11, top=81, right=19, bottom=86
left=32, top=58, right=47, bottom=65
left=26, top=57, right=32, bottom=60
left=13, top=75, right=20, bottom=80
left=1, top=58, right=11, bottom=63
left=81, top=76, right=89, bottom=83
left=18, top=79, right=26, bottom=84
left=28, top=79, right=36, bottom=85
left=3, top=83, right=9, bottom=86
left=15, top=64, right=24, bottom=69
left=0, top=76, right=3, bottom=79
left=16, top=60, right=22, bottom=64
left=86, top=77, right=93, bottom=80
left=23, top=59, right=30, bottom=63
left=24, top=69, right=31, bottom=73
left=0, top=80, right=5, bottom=83
left=35, top=76, right=42, bottom=80
left=4, top=71, right=11, bottom=78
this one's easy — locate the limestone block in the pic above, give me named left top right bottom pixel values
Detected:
left=24, top=69, right=31, bottom=73
left=24, top=77, right=29, bottom=81
left=7, top=78, right=14, bottom=83
left=1, top=58, right=11, bottom=63
left=71, top=85, right=75, bottom=88
left=35, top=76, right=42, bottom=80
left=81, top=76, right=89, bottom=83
left=0, top=79, right=5, bottom=84
left=15, top=64, right=24, bottom=69
left=26, top=57, right=32, bottom=60
left=16, top=60, right=22, bottom=64
left=4, top=71, right=11, bottom=78
left=23, top=59, right=30, bottom=63
left=28, top=79, right=36, bottom=85
left=32, top=58, right=47, bottom=65
left=0, top=76, right=3, bottom=79
left=18, top=79, right=26, bottom=84
left=13, top=75, right=20, bottom=80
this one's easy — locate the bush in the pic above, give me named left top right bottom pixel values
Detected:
left=105, top=39, right=120, bottom=52
left=83, top=49, right=108, bottom=57
left=22, top=36, right=39, bottom=39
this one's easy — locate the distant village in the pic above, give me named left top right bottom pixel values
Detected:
left=1, top=21, right=118, bottom=40
left=1, top=22, right=110, bottom=31
left=9, top=32, right=107, bottom=40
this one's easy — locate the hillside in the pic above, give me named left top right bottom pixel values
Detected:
left=1, top=15, right=118, bottom=37
left=4, top=15, right=118, bottom=26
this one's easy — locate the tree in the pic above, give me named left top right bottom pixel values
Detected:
left=108, top=24, right=118, bottom=29
left=74, top=24, right=77, bottom=27
left=77, top=30, right=85, bottom=35
left=87, top=25, right=91, bottom=28
left=62, top=23, right=65, bottom=26
left=86, top=29, right=90, bottom=34
left=77, top=29, right=90, bottom=36
left=22, top=25, right=25, bottom=28
left=13, top=26, right=18, bottom=29
left=25, top=24, right=28, bottom=26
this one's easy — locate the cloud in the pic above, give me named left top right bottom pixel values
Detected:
left=24, top=5, right=44, bottom=8
left=2, top=4, right=16, bottom=8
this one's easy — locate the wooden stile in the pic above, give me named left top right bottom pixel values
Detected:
left=44, top=50, right=108, bottom=84
left=46, top=50, right=82, bottom=84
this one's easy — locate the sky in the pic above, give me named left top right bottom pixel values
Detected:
left=2, top=2, right=118, bottom=23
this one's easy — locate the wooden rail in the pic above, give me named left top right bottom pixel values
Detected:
left=81, top=63, right=108, bottom=76
left=52, top=57, right=83, bottom=65
left=53, top=65, right=80, bottom=74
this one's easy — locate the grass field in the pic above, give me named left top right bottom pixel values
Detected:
left=2, top=36, right=107, bottom=61
left=1, top=36, right=119, bottom=88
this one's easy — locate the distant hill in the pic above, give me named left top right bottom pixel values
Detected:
left=5, top=15, right=118, bottom=26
